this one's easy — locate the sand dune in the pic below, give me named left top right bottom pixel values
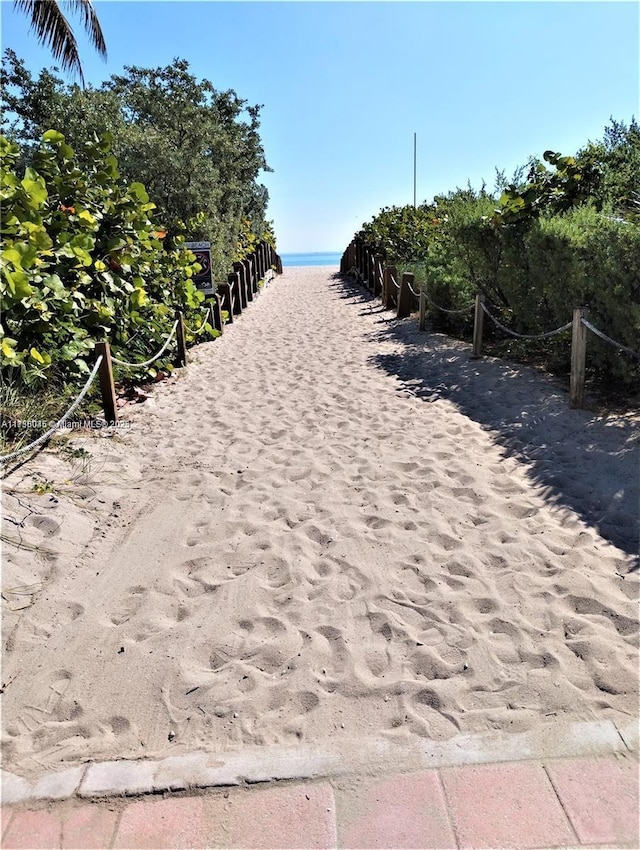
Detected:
left=2, top=267, right=637, bottom=779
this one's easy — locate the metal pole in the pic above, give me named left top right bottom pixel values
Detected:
left=413, top=132, right=417, bottom=208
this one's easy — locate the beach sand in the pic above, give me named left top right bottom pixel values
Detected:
left=2, top=266, right=638, bottom=780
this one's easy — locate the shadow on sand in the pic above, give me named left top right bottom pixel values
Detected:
left=330, top=274, right=639, bottom=566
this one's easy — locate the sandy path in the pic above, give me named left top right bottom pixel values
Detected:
left=2, top=267, right=638, bottom=778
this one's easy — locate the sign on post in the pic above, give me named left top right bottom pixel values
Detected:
left=185, top=241, right=214, bottom=295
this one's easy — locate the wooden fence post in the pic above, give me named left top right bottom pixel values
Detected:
left=244, top=258, right=254, bottom=294
left=570, top=306, right=589, bottom=409
left=472, top=292, right=485, bottom=358
left=95, top=341, right=117, bottom=425
left=373, top=254, right=383, bottom=297
left=243, top=259, right=253, bottom=302
left=228, top=273, right=242, bottom=315
left=384, top=266, right=397, bottom=309
left=209, top=297, right=223, bottom=333
left=419, top=289, right=427, bottom=331
left=257, top=244, right=265, bottom=280
left=233, top=263, right=248, bottom=309
left=397, top=273, right=414, bottom=318
left=175, top=309, right=187, bottom=367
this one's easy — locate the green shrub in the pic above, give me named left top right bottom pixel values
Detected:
left=1, top=131, right=214, bottom=387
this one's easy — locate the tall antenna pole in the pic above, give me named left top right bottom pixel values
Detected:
left=413, top=132, right=417, bottom=208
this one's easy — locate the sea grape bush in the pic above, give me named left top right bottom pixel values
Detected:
left=1, top=53, right=275, bottom=279
left=0, top=130, right=213, bottom=385
left=354, top=119, right=640, bottom=390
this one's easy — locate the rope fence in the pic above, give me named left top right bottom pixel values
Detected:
left=2, top=242, right=283, bottom=457
left=111, top=321, right=179, bottom=368
left=481, top=303, right=572, bottom=340
left=0, top=357, right=104, bottom=463
left=423, top=290, right=475, bottom=315
left=183, top=308, right=211, bottom=336
left=340, top=238, right=638, bottom=409
left=406, top=280, right=420, bottom=298
left=581, top=318, right=640, bottom=360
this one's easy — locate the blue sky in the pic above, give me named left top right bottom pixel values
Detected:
left=2, top=1, right=638, bottom=252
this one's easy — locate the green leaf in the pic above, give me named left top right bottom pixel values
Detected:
left=130, top=182, right=149, bottom=203
left=77, top=209, right=97, bottom=226
left=1, top=338, right=17, bottom=359
left=130, top=288, right=148, bottom=308
left=21, top=171, right=48, bottom=207
left=42, top=130, right=66, bottom=144
left=3, top=268, right=33, bottom=299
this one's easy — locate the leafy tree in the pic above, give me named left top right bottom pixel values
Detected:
left=1, top=52, right=273, bottom=276
left=1, top=130, right=210, bottom=385
left=12, top=0, right=106, bottom=85
left=576, top=117, right=640, bottom=219
left=494, top=150, right=602, bottom=225
left=353, top=121, right=640, bottom=391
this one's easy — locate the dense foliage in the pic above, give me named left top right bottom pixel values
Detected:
left=1, top=130, right=212, bottom=386
left=1, top=51, right=274, bottom=277
left=354, top=119, right=640, bottom=391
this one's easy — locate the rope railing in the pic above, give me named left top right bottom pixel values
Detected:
left=481, top=302, right=572, bottom=340
left=111, top=321, right=178, bottom=368
left=183, top=308, right=210, bottom=336
left=0, top=356, right=104, bottom=463
left=423, top=290, right=475, bottom=315
left=581, top=318, right=640, bottom=360
left=2, top=242, right=283, bottom=458
left=340, top=238, right=638, bottom=410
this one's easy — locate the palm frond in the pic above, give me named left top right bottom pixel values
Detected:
left=13, top=0, right=107, bottom=86
left=64, top=0, right=107, bottom=58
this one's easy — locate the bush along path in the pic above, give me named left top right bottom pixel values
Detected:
left=0, top=131, right=281, bottom=457
left=346, top=120, right=640, bottom=399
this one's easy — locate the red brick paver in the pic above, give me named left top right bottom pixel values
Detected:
left=336, top=771, right=456, bottom=849
left=0, top=810, right=14, bottom=844
left=61, top=806, right=119, bottom=849
left=217, top=782, right=337, bottom=849
left=3, top=755, right=640, bottom=850
left=441, top=761, right=576, bottom=849
left=114, top=796, right=208, bottom=849
left=546, top=757, right=640, bottom=846
left=2, top=809, right=61, bottom=849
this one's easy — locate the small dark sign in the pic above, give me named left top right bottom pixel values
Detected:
left=186, top=241, right=214, bottom=295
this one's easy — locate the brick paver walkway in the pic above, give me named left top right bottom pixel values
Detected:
left=2, top=754, right=638, bottom=849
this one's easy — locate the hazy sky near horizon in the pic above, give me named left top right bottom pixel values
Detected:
left=2, top=1, right=638, bottom=252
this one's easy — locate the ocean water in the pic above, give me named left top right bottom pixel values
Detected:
left=281, top=251, right=341, bottom=267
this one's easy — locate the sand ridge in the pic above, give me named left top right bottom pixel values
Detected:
left=1, top=267, right=638, bottom=779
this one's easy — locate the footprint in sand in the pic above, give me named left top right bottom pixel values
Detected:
left=262, top=558, right=292, bottom=589
left=269, top=686, right=320, bottom=715
left=566, top=595, right=637, bottom=636
left=17, top=669, right=73, bottom=735
left=231, top=616, right=303, bottom=675
left=25, top=515, right=61, bottom=537
left=108, top=585, right=146, bottom=626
